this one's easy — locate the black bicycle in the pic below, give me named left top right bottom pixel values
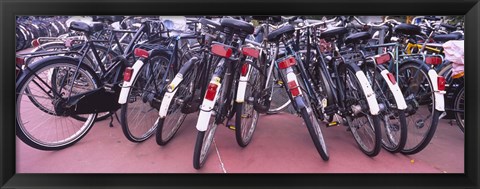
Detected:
left=15, top=19, right=166, bottom=150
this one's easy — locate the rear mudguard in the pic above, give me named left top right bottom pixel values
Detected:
left=118, top=59, right=144, bottom=104
left=158, top=57, right=198, bottom=118
left=428, top=69, right=445, bottom=111
left=348, top=63, right=380, bottom=115
left=379, top=69, right=407, bottom=110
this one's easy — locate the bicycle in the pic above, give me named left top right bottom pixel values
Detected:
left=349, top=16, right=447, bottom=154
left=15, top=19, right=166, bottom=150
left=118, top=20, right=199, bottom=143
left=155, top=18, right=224, bottom=145
left=192, top=18, right=265, bottom=169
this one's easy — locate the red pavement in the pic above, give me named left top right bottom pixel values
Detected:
left=16, top=112, right=464, bottom=173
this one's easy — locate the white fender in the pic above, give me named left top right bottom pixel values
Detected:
left=379, top=70, right=407, bottom=110
left=235, top=65, right=250, bottom=103
left=355, top=71, right=380, bottom=115
left=118, top=59, right=144, bottom=104
left=286, top=67, right=302, bottom=96
left=196, top=78, right=222, bottom=132
left=158, top=74, right=184, bottom=118
left=427, top=69, right=445, bottom=111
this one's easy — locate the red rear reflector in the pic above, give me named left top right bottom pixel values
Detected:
left=387, top=73, right=396, bottom=85
left=425, top=56, right=442, bottom=65
left=437, top=76, right=446, bottom=91
left=287, top=81, right=300, bottom=97
left=278, top=56, right=296, bottom=69
left=375, top=53, right=391, bottom=65
left=134, top=48, right=149, bottom=58
left=16, top=57, right=25, bottom=66
left=31, top=39, right=40, bottom=47
left=241, top=63, right=249, bottom=76
left=205, top=83, right=218, bottom=101
left=241, top=47, right=259, bottom=58
left=211, top=44, right=233, bottom=58
left=123, top=67, right=134, bottom=82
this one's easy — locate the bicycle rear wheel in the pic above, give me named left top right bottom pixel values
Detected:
left=342, top=64, right=381, bottom=157
left=120, top=54, right=173, bottom=142
left=16, top=57, right=99, bottom=150
left=295, top=73, right=329, bottom=160
left=267, top=68, right=292, bottom=113
left=398, top=61, right=440, bottom=154
left=454, top=87, right=465, bottom=132
left=156, top=71, right=195, bottom=145
left=364, top=65, right=407, bottom=153
left=235, top=63, right=262, bottom=147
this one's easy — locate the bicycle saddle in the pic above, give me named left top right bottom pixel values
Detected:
left=319, top=27, right=349, bottom=41
left=252, top=16, right=282, bottom=23
left=394, top=23, right=422, bottom=36
left=69, top=21, right=104, bottom=34
left=220, top=18, right=255, bottom=35
left=267, top=24, right=295, bottom=42
left=345, top=31, right=371, bottom=44
left=440, top=23, right=456, bottom=31
left=200, top=18, right=223, bottom=32
left=432, top=33, right=463, bottom=42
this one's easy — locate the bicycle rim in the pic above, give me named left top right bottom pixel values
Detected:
left=16, top=61, right=98, bottom=150
left=343, top=66, right=381, bottom=156
left=121, top=55, right=172, bottom=142
left=398, top=63, right=438, bottom=154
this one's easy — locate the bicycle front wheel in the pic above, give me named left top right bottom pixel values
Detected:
left=16, top=57, right=99, bottom=150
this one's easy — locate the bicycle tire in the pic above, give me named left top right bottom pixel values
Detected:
left=454, top=87, right=465, bottom=132
left=267, top=68, right=293, bottom=113
left=363, top=64, right=407, bottom=153
left=299, top=99, right=329, bottom=161
left=16, top=57, right=100, bottom=150
left=193, top=122, right=218, bottom=169
left=120, top=53, right=173, bottom=143
left=234, top=63, right=262, bottom=147
left=292, top=67, right=329, bottom=160
left=155, top=70, right=195, bottom=145
left=397, top=61, right=440, bottom=154
left=342, top=63, right=382, bottom=157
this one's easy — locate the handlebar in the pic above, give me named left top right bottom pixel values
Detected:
left=352, top=16, right=400, bottom=28
left=295, top=17, right=338, bottom=30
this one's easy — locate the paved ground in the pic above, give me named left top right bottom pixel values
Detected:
left=16, top=112, right=464, bottom=173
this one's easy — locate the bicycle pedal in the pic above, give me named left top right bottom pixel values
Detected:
left=227, top=124, right=236, bottom=130
left=439, top=112, right=447, bottom=119
left=326, top=121, right=339, bottom=127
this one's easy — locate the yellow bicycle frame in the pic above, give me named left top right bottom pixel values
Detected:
left=405, top=42, right=442, bottom=54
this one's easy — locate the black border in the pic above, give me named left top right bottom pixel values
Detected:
left=1, top=0, right=479, bottom=188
